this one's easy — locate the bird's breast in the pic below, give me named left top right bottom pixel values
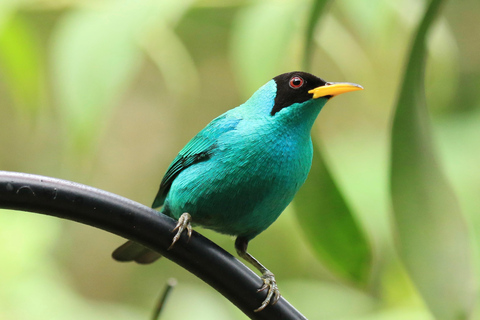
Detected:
left=164, top=120, right=314, bottom=239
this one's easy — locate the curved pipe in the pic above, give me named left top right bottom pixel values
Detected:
left=0, top=171, right=306, bottom=320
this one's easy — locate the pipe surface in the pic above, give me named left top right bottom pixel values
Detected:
left=0, top=171, right=306, bottom=320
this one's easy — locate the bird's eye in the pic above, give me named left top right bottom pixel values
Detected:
left=289, top=76, right=304, bottom=89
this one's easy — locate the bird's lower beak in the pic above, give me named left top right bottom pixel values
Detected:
left=308, top=82, right=363, bottom=99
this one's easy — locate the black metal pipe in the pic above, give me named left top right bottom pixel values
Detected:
left=0, top=171, right=306, bottom=320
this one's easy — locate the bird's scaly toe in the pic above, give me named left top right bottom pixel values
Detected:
left=254, top=271, right=281, bottom=312
left=168, top=212, right=192, bottom=250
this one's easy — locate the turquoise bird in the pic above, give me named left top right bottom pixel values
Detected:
left=113, top=71, right=363, bottom=311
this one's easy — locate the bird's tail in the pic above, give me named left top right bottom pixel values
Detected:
left=112, top=240, right=162, bottom=264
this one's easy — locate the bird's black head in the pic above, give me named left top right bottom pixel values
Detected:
left=271, top=71, right=328, bottom=116
left=270, top=71, right=364, bottom=115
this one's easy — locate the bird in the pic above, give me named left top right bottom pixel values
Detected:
left=112, top=71, right=363, bottom=312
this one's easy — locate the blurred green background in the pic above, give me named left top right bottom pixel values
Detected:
left=0, top=0, right=479, bottom=319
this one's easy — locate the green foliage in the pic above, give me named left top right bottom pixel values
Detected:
left=52, top=0, right=195, bottom=154
left=390, top=0, right=477, bottom=318
left=0, top=14, right=45, bottom=117
left=231, top=0, right=301, bottom=97
left=295, top=0, right=372, bottom=286
left=295, top=142, right=372, bottom=285
left=302, top=0, right=331, bottom=71
left=1, top=0, right=480, bottom=319
left=52, top=1, right=147, bottom=153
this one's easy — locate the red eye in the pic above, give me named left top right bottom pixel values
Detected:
left=289, top=76, right=304, bottom=89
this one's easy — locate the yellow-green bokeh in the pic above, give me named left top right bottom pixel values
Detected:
left=1, top=0, right=479, bottom=319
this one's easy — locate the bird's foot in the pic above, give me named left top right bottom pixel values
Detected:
left=254, top=271, right=281, bottom=312
left=168, top=212, right=192, bottom=250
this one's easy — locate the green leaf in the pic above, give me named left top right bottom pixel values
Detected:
left=231, top=0, right=302, bottom=97
left=390, top=0, right=477, bottom=319
left=141, top=26, right=200, bottom=100
left=294, top=141, right=372, bottom=285
left=0, top=14, right=45, bottom=116
left=294, top=0, right=372, bottom=286
left=302, top=0, right=331, bottom=71
left=52, top=0, right=195, bottom=155
left=51, top=4, right=143, bottom=153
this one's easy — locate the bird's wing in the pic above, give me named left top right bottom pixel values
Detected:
left=152, top=115, right=240, bottom=208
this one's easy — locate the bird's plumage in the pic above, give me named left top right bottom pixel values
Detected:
left=152, top=115, right=241, bottom=208
left=112, top=71, right=363, bottom=311
left=155, top=77, right=326, bottom=239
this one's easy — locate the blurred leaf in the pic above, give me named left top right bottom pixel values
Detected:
left=162, top=285, right=235, bottom=320
left=390, top=0, right=477, bottom=319
left=338, top=0, right=423, bottom=50
left=294, top=0, right=372, bottom=286
left=302, top=0, right=331, bottom=71
left=282, top=280, right=377, bottom=319
left=52, top=3, right=144, bottom=153
left=1, top=268, right=142, bottom=320
left=356, top=308, right=433, bottom=320
left=52, top=0, right=196, bottom=155
left=425, top=19, right=459, bottom=113
left=0, top=210, right=61, bottom=285
left=231, top=0, right=302, bottom=97
left=0, top=2, right=15, bottom=30
left=0, top=14, right=45, bottom=116
left=294, top=142, right=372, bottom=285
left=314, top=14, right=374, bottom=82
left=141, top=26, right=200, bottom=100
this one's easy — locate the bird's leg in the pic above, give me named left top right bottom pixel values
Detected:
left=235, top=236, right=281, bottom=312
left=168, top=212, right=192, bottom=250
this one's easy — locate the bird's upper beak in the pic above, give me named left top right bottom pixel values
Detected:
left=308, top=82, right=363, bottom=99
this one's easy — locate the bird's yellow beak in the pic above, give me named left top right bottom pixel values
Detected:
left=308, top=82, right=363, bottom=99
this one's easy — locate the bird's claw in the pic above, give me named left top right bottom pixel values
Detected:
left=254, top=271, right=281, bottom=312
left=168, top=212, right=192, bottom=250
